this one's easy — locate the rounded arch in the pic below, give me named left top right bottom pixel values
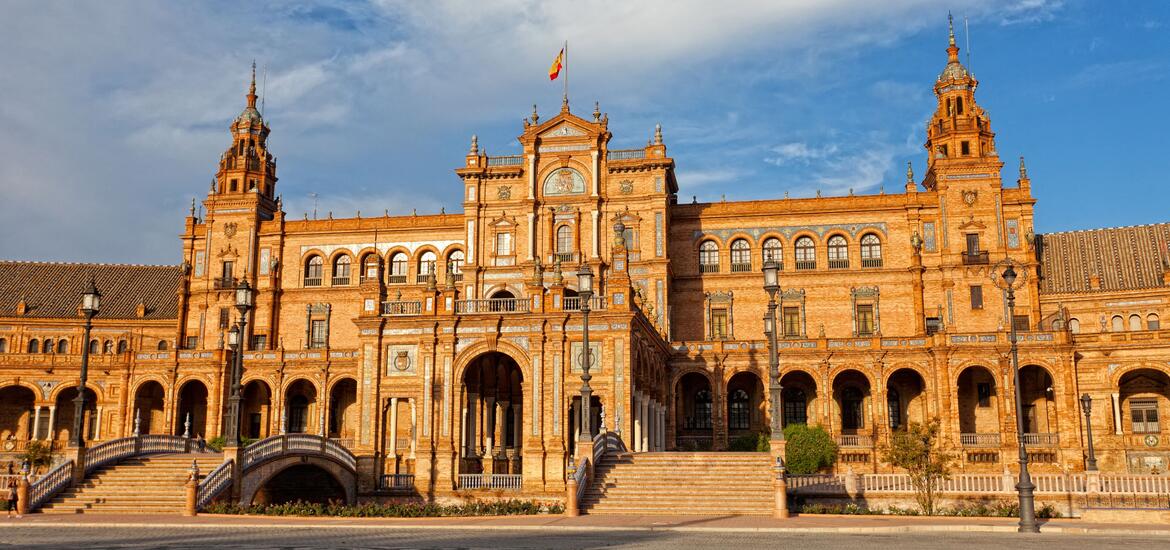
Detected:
left=675, top=370, right=715, bottom=447
left=956, top=364, right=1000, bottom=435
left=761, top=235, right=784, bottom=264
left=241, top=379, right=274, bottom=440
left=1117, top=368, right=1170, bottom=438
left=52, top=386, right=99, bottom=442
left=780, top=369, right=819, bottom=427
left=826, top=233, right=849, bottom=261
left=860, top=232, right=882, bottom=264
left=831, top=368, right=872, bottom=433
left=0, top=385, right=38, bottom=441
left=729, top=238, right=752, bottom=268
left=1019, top=364, right=1057, bottom=434
left=537, top=160, right=592, bottom=197
left=48, top=381, right=106, bottom=404
left=1109, top=362, right=1170, bottom=390
left=885, top=367, right=928, bottom=430
left=457, top=350, right=527, bottom=473
left=283, top=378, right=321, bottom=435
left=555, top=224, right=574, bottom=254
left=240, top=456, right=356, bottom=506
left=174, top=378, right=209, bottom=437
left=412, top=244, right=441, bottom=263
left=132, top=379, right=167, bottom=435
left=0, top=380, right=44, bottom=401
left=330, top=252, right=352, bottom=285
left=56, top=339, right=69, bottom=354
left=327, top=377, right=359, bottom=442
left=302, top=253, right=325, bottom=285
left=385, top=248, right=410, bottom=281
left=726, top=370, right=765, bottom=433
left=451, top=341, right=532, bottom=385
left=27, top=338, right=38, bottom=354
left=698, top=239, right=720, bottom=271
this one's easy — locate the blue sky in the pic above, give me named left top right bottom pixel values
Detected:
left=0, top=0, right=1166, bottom=263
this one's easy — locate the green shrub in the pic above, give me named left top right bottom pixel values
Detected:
left=206, top=436, right=225, bottom=452
left=782, top=424, right=837, bottom=474
left=18, top=440, right=54, bottom=472
left=728, top=432, right=770, bottom=452
left=204, top=499, right=564, bottom=517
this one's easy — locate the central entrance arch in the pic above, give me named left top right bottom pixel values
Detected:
left=459, top=352, right=524, bottom=475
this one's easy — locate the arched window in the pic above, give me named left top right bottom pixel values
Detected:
left=728, top=388, right=750, bottom=430
left=157, top=340, right=169, bottom=351
left=116, top=340, right=128, bottom=354
left=782, top=387, right=807, bottom=426
left=689, top=389, right=713, bottom=430
left=417, top=251, right=437, bottom=283
left=762, top=238, right=782, bottom=266
left=43, top=339, right=53, bottom=354
left=887, top=388, right=902, bottom=430
left=303, top=255, right=323, bottom=286
left=360, top=253, right=379, bottom=282
left=1148, top=314, right=1161, bottom=331
left=556, top=225, right=574, bottom=262
left=446, top=250, right=465, bottom=282
left=102, top=340, right=113, bottom=354
left=388, top=252, right=408, bottom=284
left=57, top=339, right=68, bottom=354
left=1129, top=314, right=1143, bottom=331
left=795, top=237, right=816, bottom=270
left=698, top=241, right=720, bottom=273
left=495, top=232, right=513, bottom=257
left=730, top=239, right=751, bottom=272
left=331, top=255, right=351, bottom=285
left=89, top=339, right=100, bottom=354
left=827, top=235, right=849, bottom=269
left=1068, top=318, right=1080, bottom=333
left=0, top=338, right=7, bottom=353
left=27, top=339, right=38, bottom=354
left=860, top=234, right=882, bottom=267
left=1112, top=315, right=1125, bottom=332
left=841, top=387, right=864, bottom=431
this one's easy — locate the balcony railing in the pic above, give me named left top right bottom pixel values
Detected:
left=683, top=416, right=713, bottom=430
left=213, top=277, right=237, bottom=290
left=1020, top=432, right=1059, bottom=447
left=961, top=251, right=990, bottom=265
left=382, top=300, right=422, bottom=316
left=795, top=260, right=816, bottom=270
left=458, top=474, right=522, bottom=490
left=607, top=149, right=645, bottom=161
left=455, top=298, right=530, bottom=314
left=387, top=274, right=407, bottom=284
left=960, top=433, right=1002, bottom=447
left=416, top=272, right=433, bottom=284
left=380, top=474, right=416, bottom=491
left=835, top=434, right=874, bottom=447
left=303, top=277, right=322, bottom=287
left=828, top=259, right=850, bottom=269
left=861, top=258, right=883, bottom=268
left=551, top=252, right=577, bottom=264
left=730, top=262, right=753, bottom=273
left=563, top=296, right=607, bottom=311
left=331, top=276, right=351, bottom=286
left=486, top=155, right=523, bottom=167
left=698, top=263, right=720, bottom=274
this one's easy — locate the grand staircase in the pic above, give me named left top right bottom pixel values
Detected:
left=38, top=453, right=223, bottom=514
left=581, top=452, right=774, bottom=515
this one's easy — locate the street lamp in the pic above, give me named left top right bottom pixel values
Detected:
left=577, top=263, right=594, bottom=445
left=992, top=261, right=1039, bottom=533
left=761, top=259, right=783, bottom=442
left=224, top=280, right=254, bottom=447
left=71, top=278, right=101, bottom=449
left=1080, top=394, right=1098, bottom=471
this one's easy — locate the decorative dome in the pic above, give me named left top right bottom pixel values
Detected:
left=939, top=61, right=970, bottom=81
left=236, top=106, right=263, bottom=125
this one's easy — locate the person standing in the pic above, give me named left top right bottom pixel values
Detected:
left=5, top=478, right=18, bottom=519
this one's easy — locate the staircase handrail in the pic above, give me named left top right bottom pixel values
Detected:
left=196, top=459, right=234, bottom=510
left=592, top=430, right=607, bottom=466
left=28, top=460, right=74, bottom=511
left=574, top=457, right=589, bottom=502
left=241, top=434, right=358, bottom=471
left=85, top=434, right=202, bottom=475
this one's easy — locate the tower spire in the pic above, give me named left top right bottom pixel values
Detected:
left=946, top=13, right=960, bottom=64
left=247, top=60, right=258, bottom=109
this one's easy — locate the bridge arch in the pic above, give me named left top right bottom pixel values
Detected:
left=240, top=455, right=356, bottom=505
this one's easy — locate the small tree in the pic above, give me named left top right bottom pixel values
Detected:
left=19, top=440, right=55, bottom=473
left=782, top=424, right=837, bottom=474
left=881, top=418, right=954, bottom=515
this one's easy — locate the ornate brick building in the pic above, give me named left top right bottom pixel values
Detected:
left=2, top=31, right=1168, bottom=498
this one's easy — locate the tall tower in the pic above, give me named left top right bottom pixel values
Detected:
left=206, top=62, right=279, bottom=219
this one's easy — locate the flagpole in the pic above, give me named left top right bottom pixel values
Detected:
left=563, top=40, right=569, bottom=107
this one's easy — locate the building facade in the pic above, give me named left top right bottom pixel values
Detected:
left=2, top=32, right=1169, bottom=497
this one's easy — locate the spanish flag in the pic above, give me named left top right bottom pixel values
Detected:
left=549, top=47, right=564, bottom=80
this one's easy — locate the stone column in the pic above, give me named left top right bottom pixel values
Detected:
left=494, top=400, right=506, bottom=456
left=388, top=397, right=399, bottom=459
left=31, top=406, right=41, bottom=440
left=46, top=406, right=56, bottom=442
left=94, top=406, right=103, bottom=440
left=657, top=404, right=665, bottom=451
left=409, top=399, right=417, bottom=460
left=641, top=394, right=650, bottom=452
left=632, top=393, right=642, bottom=452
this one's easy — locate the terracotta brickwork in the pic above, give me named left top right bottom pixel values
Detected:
left=1, top=32, right=1169, bottom=500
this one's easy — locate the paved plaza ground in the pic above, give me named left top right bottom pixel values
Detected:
left=2, top=514, right=1170, bottom=549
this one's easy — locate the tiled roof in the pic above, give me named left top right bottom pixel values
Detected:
left=0, top=261, right=183, bottom=320
left=1038, top=223, right=1170, bottom=294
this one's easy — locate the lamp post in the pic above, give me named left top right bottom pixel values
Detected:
left=993, top=262, right=1039, bottom=533
left=577, top=263, right=594, bottom=445
left=1080, top=393, right=1098, bottom=471
left=224, top=280, right=254, bottom=447
left=762, top=260, right=783, bottom=442
left=71, top=278, right=101, bottom=449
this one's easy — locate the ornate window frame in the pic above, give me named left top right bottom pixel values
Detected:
left=851, top=286, right=880, bottom=337
left=779, top=288, right=806, bottom=338
left=704, top=291, right=734, bottom=340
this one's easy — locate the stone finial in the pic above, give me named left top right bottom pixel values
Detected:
left=469, top=134, right=478, bottom=155
left=189, top=198, right=196, bottom=217
left=593, top=101, right=601, bottom=122
left=906, top=161, right=915, bottom=184
left=1019, top=156, right=1028, bottom=180
left=531, top=104, right=539, bottom=124
left=552, top=260, right=564, bottom=286
left=613, top=219, right=627, bottom=248
left=654, top=123, right=663, bottom=145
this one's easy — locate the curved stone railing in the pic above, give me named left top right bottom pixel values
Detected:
left=84, top=434, right=201, bottom=475
left=28, top=460, right=74, bottom=511
left=196, top=459, right=233, bottom=510
left=241, top=434, right=358, bottom=472
left=574, top=457, right=589, bottom=502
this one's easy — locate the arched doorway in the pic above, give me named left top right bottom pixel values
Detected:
left=832, top=370, right=871, bottom=435
left=1019, top=365, right=1056, bottom=435
left=174, top=380, right=208, bottom=437
left=886, top=368, right=927, bottom=431
left=460, top=352, right=524, bottom=475
left=241, top=380, right=272, bottom=440
left=132, top=381, right=166, bottom=435
left=53, top=387, right=98, bottom=442
left=568, top=394, right=602, bottom=457
left=252, top=464, right=346, bottom=505
left=328, top=378, right=358, bottom=446
left=780, top=371, right=818, bottom=427
left=674, top=372, right=713, bottom=450
left=1118, top=369, right=1169, bottom=439
left=0, top=386, right=36, bottom=441
left=284, top=380, right=318, bottom=434
left=957, top=366, right=1000, bottom=444
left=727, top=371, right=765, bottom=436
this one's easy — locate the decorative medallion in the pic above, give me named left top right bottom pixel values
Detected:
left=1145, top=434, right=1159, bottom=448
left=619, top=179, right=634, bottom=195
left=543, top=167, right=586, bottom=196
left=962, top=190, right=978, bottom=207
left=497, top=185, right=511, bottom=200
left=224, top=222, right=238, bottom=238
left=393, top=350, right=411, bottom=372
